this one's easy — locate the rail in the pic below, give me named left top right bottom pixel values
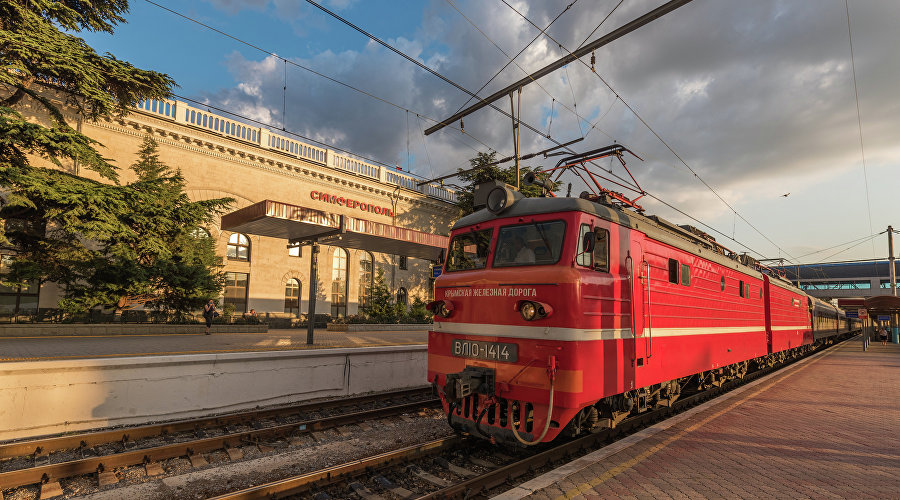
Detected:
left=0, top=389, right=437, bottom=492
left=133, top=98, right=458, bottom=203
left=207, top=333, right=855, bottom=499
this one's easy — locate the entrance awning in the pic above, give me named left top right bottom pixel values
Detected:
left=221, top=200, right=449, bottom=261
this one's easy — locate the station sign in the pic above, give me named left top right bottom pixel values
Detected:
left=432, top=265, right=443, bottom=278
left=858, top=308, right=868, bottom=319
left=877, top=315, right=890, bottom=321
left=846, top=311, right=858, bottom=319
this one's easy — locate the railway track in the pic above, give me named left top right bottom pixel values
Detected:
left=209, top=337, right=851, bottom=500
left=0, top=388, right=438, bottom=497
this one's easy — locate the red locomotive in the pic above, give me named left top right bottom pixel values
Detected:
left=427, top=145, right=857, bottom=445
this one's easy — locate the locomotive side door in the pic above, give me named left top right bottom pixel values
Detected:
left=629, top=233, right=650, bottom=375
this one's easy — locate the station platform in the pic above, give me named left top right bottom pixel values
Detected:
left=499, top=337, right=900, bottom=500
left=0, top=327, right=428, bottom=362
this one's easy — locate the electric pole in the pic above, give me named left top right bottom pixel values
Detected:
left=889, top=225, right=896, bottom=296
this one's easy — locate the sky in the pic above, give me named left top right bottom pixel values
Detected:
left=81, top=0, right=900, bottom=265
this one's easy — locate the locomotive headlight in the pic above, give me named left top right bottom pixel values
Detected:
left=516, top=300, right=553, bottom=321
left=520, top=301, right=537, bottom=321
left=486, top=186, right=516, bottom=214
left=426, top=299, right=454, bottom=318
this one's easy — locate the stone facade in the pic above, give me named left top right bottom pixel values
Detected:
left=13, top=89, right=459, bottom=317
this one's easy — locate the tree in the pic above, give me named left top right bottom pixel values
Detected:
left=455, top=152, right=557, bottom=217
left=100, top=137, right=231, bottom=318
left=0, top=2, right=229, bottom=315
left=360, top=268, right=402, bottom=323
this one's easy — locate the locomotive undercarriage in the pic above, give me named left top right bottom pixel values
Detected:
left=441, top=336, right=852, bottom=445
left=563, top=379, right=684, bottom=437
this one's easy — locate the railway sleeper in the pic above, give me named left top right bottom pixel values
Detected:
left=348, top=481, right=383, bottom=500
left=433, top=456, right=477, bottom=478
left=407, top=464, right=452, bottom=488
left=373, top=475, right=417, bottom=500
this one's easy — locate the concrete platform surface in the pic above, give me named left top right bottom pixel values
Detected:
left=498, top=338, right=900, bottom=500
left=0, top=327, right=428, bottom=362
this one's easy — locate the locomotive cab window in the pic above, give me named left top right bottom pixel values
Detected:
left=493, top=220, right=566, bottom=267
left=680, top=264, right=691, bottom=286
left=668, top=259, right=679, bottom=284
left=575, top=224, right=609, bottom=272
left=446, top=228, right=493, bottom=272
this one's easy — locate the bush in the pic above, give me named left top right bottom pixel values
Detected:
left=299, top=313, right=332, bottom=328
left=401, top=297, right=433, bottom=324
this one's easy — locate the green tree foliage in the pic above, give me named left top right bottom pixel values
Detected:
left=455, top=152, right=557, bottom=217
left=0, top=2, right=231, bottom=316
left=360, top=268, right=401, bottom=323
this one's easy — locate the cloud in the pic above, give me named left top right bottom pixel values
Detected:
left=193, top=0, right=899, bottom=260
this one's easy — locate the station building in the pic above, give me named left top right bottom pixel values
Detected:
left=7, top=88, right=460, bottom=319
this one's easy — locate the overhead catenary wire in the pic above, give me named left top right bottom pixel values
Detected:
left=301, top=0, right=584, bottom=148
left=500, top=0, right=802, bottom=266
left=844, top=0, right=878, bottom=272
left=150, top=0, right=859, bottom=267
left=173, top=93, right=447, bottom=183
left=818, top=232, right=883, bottom=264
left=445, top=0, right=619, bottom=142
left=439, top=0, right=775, bottom=261
left=795, top=231, right=886, bottom=262
left=142, top=0, right=503, bottom=158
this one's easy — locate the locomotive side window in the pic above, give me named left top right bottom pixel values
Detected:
left=668, top=259, right=679, bottom=284
left=720, top=276, right=725, bottom=291
left=739, top=280, right=745, bottom=297
left=576, top=224, right=591, bottom=267
left=592, top=228, right=609, bottom=272
left=680, top=264, right=691, bottom=286
left=446, top=228, right=493, bottom=272
left=493, top=220, right=566, bottom=267
left=745, top=283, right=751, bottom=297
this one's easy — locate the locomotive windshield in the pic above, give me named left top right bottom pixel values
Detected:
left=446, top=228, right=493, bottom=271
left=493, top=220, right=566, bottom=267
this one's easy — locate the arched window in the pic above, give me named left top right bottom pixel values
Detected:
left=359, top=251, right=374, bottom=310
left=284, top=279, right=302, bottom=317
left=227, top=233, right=250, bottom=261
left=397, top=287, right=408, bottom=310
left=331, top=248, right=348, bottom=317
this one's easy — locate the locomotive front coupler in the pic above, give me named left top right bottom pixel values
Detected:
left=443, top=366, right=496, bottom=403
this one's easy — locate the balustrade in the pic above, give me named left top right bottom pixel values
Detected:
left=132, top=98, right=458, bottom=202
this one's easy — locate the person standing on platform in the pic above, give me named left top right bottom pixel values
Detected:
left=880, top=325, right=889, bottom=345
left=203, top=300, right=218, bottom=335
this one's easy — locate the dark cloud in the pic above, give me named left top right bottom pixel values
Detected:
left=199, top=0, right=899, bottom=260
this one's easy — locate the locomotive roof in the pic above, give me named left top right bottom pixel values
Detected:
left=453, top=196, right=810, bottom=288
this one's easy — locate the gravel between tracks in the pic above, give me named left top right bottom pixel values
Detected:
left=2, top=408, right=452, bottom=500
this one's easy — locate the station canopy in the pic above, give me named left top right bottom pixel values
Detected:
left=864, top=295, right=900, bottom=315
left=221, top=200, right=449, bottom=261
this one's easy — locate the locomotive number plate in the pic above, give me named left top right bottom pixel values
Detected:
left=452, top=339, right=517, bottom=363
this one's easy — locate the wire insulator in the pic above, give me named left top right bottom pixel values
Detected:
left=591, top=51, right=595, bottom=72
